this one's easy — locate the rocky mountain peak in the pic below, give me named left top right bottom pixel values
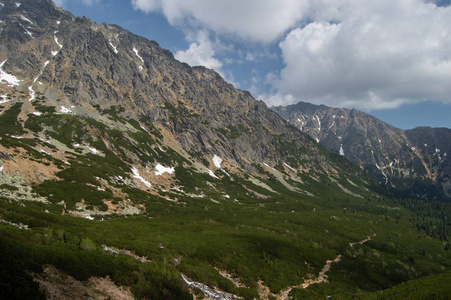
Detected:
left=272, top=101, right=451, bottom=200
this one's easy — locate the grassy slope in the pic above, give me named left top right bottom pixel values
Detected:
left=0, top=99, right=450, bottom=299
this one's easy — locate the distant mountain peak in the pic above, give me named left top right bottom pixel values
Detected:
left=272, top=101, right=451, bottom=200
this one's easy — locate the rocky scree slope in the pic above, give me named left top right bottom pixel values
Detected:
left=272, top=101, right=451, bottom=200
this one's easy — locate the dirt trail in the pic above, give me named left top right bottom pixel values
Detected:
left=349, top=233, right=376, bottom=248
left=258, top=233, right=376, bottom=300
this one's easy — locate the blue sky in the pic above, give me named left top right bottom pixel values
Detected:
left=55, top=0, right=451, bottom=130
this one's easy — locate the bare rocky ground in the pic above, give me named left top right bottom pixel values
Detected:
left=34, top=266, right=134, bottom=300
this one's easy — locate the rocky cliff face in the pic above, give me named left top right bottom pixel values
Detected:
left=272, top=102, right=451, bottom=200
left=405, top=127, right=451, bottom=198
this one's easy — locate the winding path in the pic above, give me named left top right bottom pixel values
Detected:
left=259, top=233, right=376, bottom=300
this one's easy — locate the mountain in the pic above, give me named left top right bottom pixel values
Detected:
left=1, top=1, right=450, bottom=299
left=272, top=101, right=451, bottom=200
left=0, top=0, right=347, bottom=177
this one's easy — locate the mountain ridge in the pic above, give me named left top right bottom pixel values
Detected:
left=271, top=101, right=451, bottom=200
left=0, top=0, right=341, bottom=177
left=0, top=0, right=373, bottom=218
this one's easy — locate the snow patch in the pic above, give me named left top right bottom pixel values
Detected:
left=376, top=164, right=388, bottom=185
left=0, top=166, right=3, bottom=172
left=315, top=115, right=321, bottom=133
left=0, top=95, right=9, bottom=104
left=283, top=162, right=296, bottom=172
left=88, top=147, right=100, bottom=154
left=140, top=124, right=148, bottom=132
left=20, top=15, right=33, bottom=24
left=212, top=155, right=222, bottom=169
left=263, top=162, right=275, bottom=170
left=133, top=47, right=144, bottom=71
left=133, top=47, right=144, bottom=63
left=0, top=60, right=21, bottom=86
left=339, top=144, right=345, bottom=156
left=38, top=148, right=50, bottom=155
left=54, top=31, right=62, bottom=52
left=109, top=41, right=118, bottom=54
left=28, top=85, right=35, bottom=101
left=85, top=215, right=94, bottom=221
left=28, top=61, right=48, bottom=101
left=208, top=170, right=218, bottom=179
left=20, top=24, right=33, bottom=38
left=56, top=21, right=60, bottom=25
left=38, top=61, right=49, bottom=81
left=60, top=106, right=72, bottom=114
left=436, top=148, right=441, bottom=153
left=131, top=167, right=152, bottom=188
left=15, top=2, right=21, bottom=7
left=154, top=164, right=175, bottom=176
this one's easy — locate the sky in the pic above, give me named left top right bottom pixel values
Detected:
left=54, top=0, right=451, bottom=130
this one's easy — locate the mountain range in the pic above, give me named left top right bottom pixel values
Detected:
left=272, top=102, right=451, bottom=201
left=0, top=1, right=450, bottom=299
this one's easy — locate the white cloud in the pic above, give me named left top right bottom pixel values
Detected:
left=174, top=30, right=223, bottom=70
left=131, top=0, right=309, bottom=43
left=268, top=0, right=451, bottom=110
left=131, top=0, right=451, bottom=110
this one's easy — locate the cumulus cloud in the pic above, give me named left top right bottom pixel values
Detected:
left=131, top=0, right=309, bottom=43
left=131, top=0, right=451, bottom=110
left=174, top=30, right=223, bottom=71
left=268, top=0, right=451, bottom=109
